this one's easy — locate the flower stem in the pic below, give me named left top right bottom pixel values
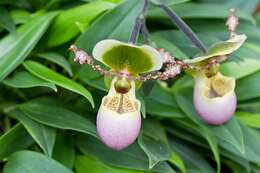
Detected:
left=158, top=3, right=208, bottom=53
left=129, top=0, right=149, bottom=44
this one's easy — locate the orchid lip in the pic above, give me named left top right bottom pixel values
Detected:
left=96, top=77, right=141, bottom=150
left=193, top=72, right=236, bottom=125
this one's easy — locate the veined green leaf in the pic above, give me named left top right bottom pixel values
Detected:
left=169, top=151, right=186, bottom=173
left=19, top=102, right=97, bottom=137
left=8, top=109, right=56, bottom=157
left=236, top=70, right=260, bottom=101
left=148, top=3, right=255, bottom=24
left=236, top=112, right=260, bottom=128
left=220, top=124, right=260, bottom=164
left=37, top=52, right=73, bottom=76
left=52, top=132, right=75, bottom=169
left=3, top=151, right=73, bottom=173
left=174, top=88, right=220, bottom=173
left=151, top=35, right=188, bottom=59
left=138, top=120, right=171, bottom=169
left=76, top=134, right=175, bottom=173
left=10, top=10, right=31, bottom=25
left=76, top=155, right=147, bottom=173
left=169, top=138, right=214, bottom=173
left=3, top=71, right=57, bottom=92
left=144, top=84, right=184, bottom=118
left=0, top=123, right=33, bottom=160
left=47, top=1, right=115, bottom=47
left=221, top=43, right=260, bottom=79
left=23, top=60, right=94, bottom=107
left=0, top=12, right=58, bottom=81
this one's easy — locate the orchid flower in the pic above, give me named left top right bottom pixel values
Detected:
left=185, top=34, right=247, bottom=125
left=92, top=39, right=163, bottom=150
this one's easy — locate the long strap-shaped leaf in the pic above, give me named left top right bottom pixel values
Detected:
left=0, top=12, right=58, bottom=81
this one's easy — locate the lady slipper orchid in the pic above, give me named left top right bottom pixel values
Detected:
left=186, top=34, right=246, bottom=125
left=92, top=39, right=163, bottom=150
left=193, top=72, right=236, bottom=125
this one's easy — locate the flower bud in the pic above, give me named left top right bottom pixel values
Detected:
left=97, top=77, right=141, bottom=150
left=193, top=72, right=236, bottom=125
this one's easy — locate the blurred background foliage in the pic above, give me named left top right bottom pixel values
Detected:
left=0, top=0, right=260, bottom=172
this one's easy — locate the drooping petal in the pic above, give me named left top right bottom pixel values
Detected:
left=96, top=77, right=141, bottom=150
left=92, top=39, right=163, bottom=74
left=193, top=72, right=236, bottom=125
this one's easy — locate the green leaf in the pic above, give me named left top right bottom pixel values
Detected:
left=220, top=124, right=260, bottom=164
left=0, top=123, right=33, bottom=160
left=37, top=52, right=73, bottom=76
left=76, top=155, right=147, bottom=173
left=0, top=12, right=58, bottom=82
left=169, top=138, right=214, bottom=173
left=10, top=10, right=31, bottom=25
left=76, top=134, right=175, bottom=173
left=19, top=102, right=97, bottom=137
left=52, top=132, right=75, bottom=169
left=148, top=3, right=255, bottom=24
left=47, top=1, right=115, bottom=47
left=3, top=71, right=57, bottom=92
left=0, top=0, right=31, bottom=9
left=144, top=84, right=184, bottom=118
left=236, top=70, right=260, bottom=101
left=174, top=88, right=221, bottom=173
left=221, top=43, right=260, bottom=79
left=23, top=60, right=94, bottom=108
left=159, top=0, right=190, bottom=6
left=236, top=112, right=260, bottom=128
left=8, top=109, right=56, bottom=157
left=0, top=7, right=16, bottom=34
left=76, top=0, right=145, bottom=53
left=151, top=35, right=188, bottom=59
left=169, top=151, right=186, bottom=173
left=77, top=65, right=107, bottom=92
left=238, top=100, right=260, bottom=114
left=210, top=118, right=244, bottom=154
left=138, top=120, right=171, bottom=169
left=3, top=151, right=73, bottom=173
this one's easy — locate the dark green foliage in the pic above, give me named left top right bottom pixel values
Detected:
left=0, top=0, right=260, bottom=173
